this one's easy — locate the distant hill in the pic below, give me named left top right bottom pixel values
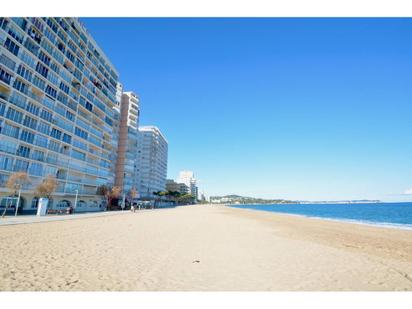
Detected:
left=210, top=195, right=299, bottom=204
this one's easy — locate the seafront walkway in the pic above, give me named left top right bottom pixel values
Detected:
left=0, top=210, right=133, bottom=226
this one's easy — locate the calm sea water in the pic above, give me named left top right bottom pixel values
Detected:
left=230, top=202, right=412, bottom=230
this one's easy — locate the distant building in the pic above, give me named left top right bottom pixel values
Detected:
left=136, top=126, right=168, bottom=199
left=178, top=170, right=198, bottom=200
left=166, top=179, right=189, bottom=194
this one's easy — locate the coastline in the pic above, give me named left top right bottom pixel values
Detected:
left=228, top=204, right=412, bottom=231
left=1, top=205, right=411, bottom=291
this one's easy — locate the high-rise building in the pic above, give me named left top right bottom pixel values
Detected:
left=114, top=91, right=140, bottom=196
left=136, top=126, right=168, bottom=199
left=0, top=18, right=119, bottom=213
left=178, top=170, right=198, bottom=200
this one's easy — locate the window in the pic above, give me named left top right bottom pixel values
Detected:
left=36, top=62, right=49, bottom=78
left=59, top=82, right=70, bottom=94
left=32, top=75, right=46, bottom=90
left=0, top=101, right=5, bottom=116
left=85, top=101, right=93, bottom=112
left=20, top=129, right=35, bottom=144
left=71, top=149, right=85, bottom=161
left=74, top=127, right=88, bottom=140
left=8, top=24, right=24, bottom=44
left=62, top=133, right=72, bottom=144
left=2, top=123, right=20, bottom=138
left=25, top=102, right=40, bottom=116
left=32, top=150, right=45, bottom=161
left=48, top=140, right=60, bottom=152
left=46, top=18, right=58, bottom=33
left=4, top=37, right=20, bottom=56
left=65, top=110, right=74, bottom=121
left=0, top=54, right=16, bottom=71
left=40, top=109, right=53, bottom=122
left=0, top=139, right=17, bottom=154
left=0, top=154, right=14, bottom=171
left=12, top=79, right=29, bottom=95
left=38, top=50, right=51, bottom=66
left=12, top=18, right=27, bottom=31
left=28, top=162, right=43, bottom=176
left=49, top=61, right=60, bottom=74
left=45, top=85, right=57, bottom=99
left=50, top=128, right=62, bottom=140
left=23, top=115, right=37, bottom=129
left=47, top=70, right=59, bottom=86
left=24, top=37, right=39, bottom=55
left=17, top=64, right=33, bottom=82
left=6, top=107, right=23, bottom=123
left=0, top=67, right=12, bottom=84
left=34, top=135, right=48, bottom=148
left=14, top=159, right=29, bottom=172
left=19, top=50, right=36, bottom=69
left=17, top=145, right=31, bottom=158
left=37, top=121, right=50, bottom=135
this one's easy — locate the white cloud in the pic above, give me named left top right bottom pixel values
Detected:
left=404, top=188, right=412, bottom=195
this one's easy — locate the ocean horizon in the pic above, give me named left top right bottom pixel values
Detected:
left=230, top=202, right=412, bottom=230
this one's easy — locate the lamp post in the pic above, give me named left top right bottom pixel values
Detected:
left=73, top=189, right=78, bottom=214
left=14, top=184, right=21, bottom=217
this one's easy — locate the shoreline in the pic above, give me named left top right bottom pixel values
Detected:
left=227, top=204, right=412, bottom=231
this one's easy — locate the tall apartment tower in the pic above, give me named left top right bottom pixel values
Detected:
left=136, top=126, right=168, bottom=199
left=0, top=18, right=119, bottom=213
left=114, top=91, right=140, bottom=195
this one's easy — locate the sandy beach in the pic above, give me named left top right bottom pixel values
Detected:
left=0, top=205, right=412, bottom=291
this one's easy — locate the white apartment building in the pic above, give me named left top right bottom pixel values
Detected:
left=0, top=18, right=120, bottom=213
left=136, top=126, right=168, bottom=199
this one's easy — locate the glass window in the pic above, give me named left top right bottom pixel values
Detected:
left=1, top=123, right=20, bottom=138
left=36, top=62, right=49, bottom=78
left=4, top=37, right=20, bottom=56
left=17, top=145, right=31, bottom=158
left=12, top=79, right=29, bottom=95
left=50, top=128, right=62, bottom=140
left=32, top=149, right=45, bottom=161
left=25, top=102, right=40, bottom=116
left=32, top=74, right=46, bottom=90
left=0, top=154, right=14, bottom=171
left=0, top=67, right=12, bottom=84
left=34, top=134, right=48, bottom=148
left=23, top=115, right=37, bottom=129
left=6, top=107, right=23, bottom=123
left=14, top=159, right=29, bottom=172
left=17, top=64, right=33, bottom=82
left=28, top=162, right=43, bottom=176
left=40, top=109, right=53, bottom=122
left=20, top=129, right=35, bottom=144
left=37, top=121, right=50, bottom=135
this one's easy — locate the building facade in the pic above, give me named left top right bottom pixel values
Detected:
left=0, top=18, right=119, bottom=213
left=114, top=91, right=140, bottom=196
left=136, top=126, right=168, bottom=199
left=166, top=179, right=189, bottom=194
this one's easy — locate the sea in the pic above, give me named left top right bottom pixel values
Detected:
left=230, top=202, right=412, bottom=230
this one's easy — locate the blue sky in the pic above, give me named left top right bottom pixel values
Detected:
left=83, top=18, right=412, bottom=201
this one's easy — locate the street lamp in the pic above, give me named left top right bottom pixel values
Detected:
left=14, top=184, right=22, bottom=217
left=73, top=189, right=78, bottom=214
